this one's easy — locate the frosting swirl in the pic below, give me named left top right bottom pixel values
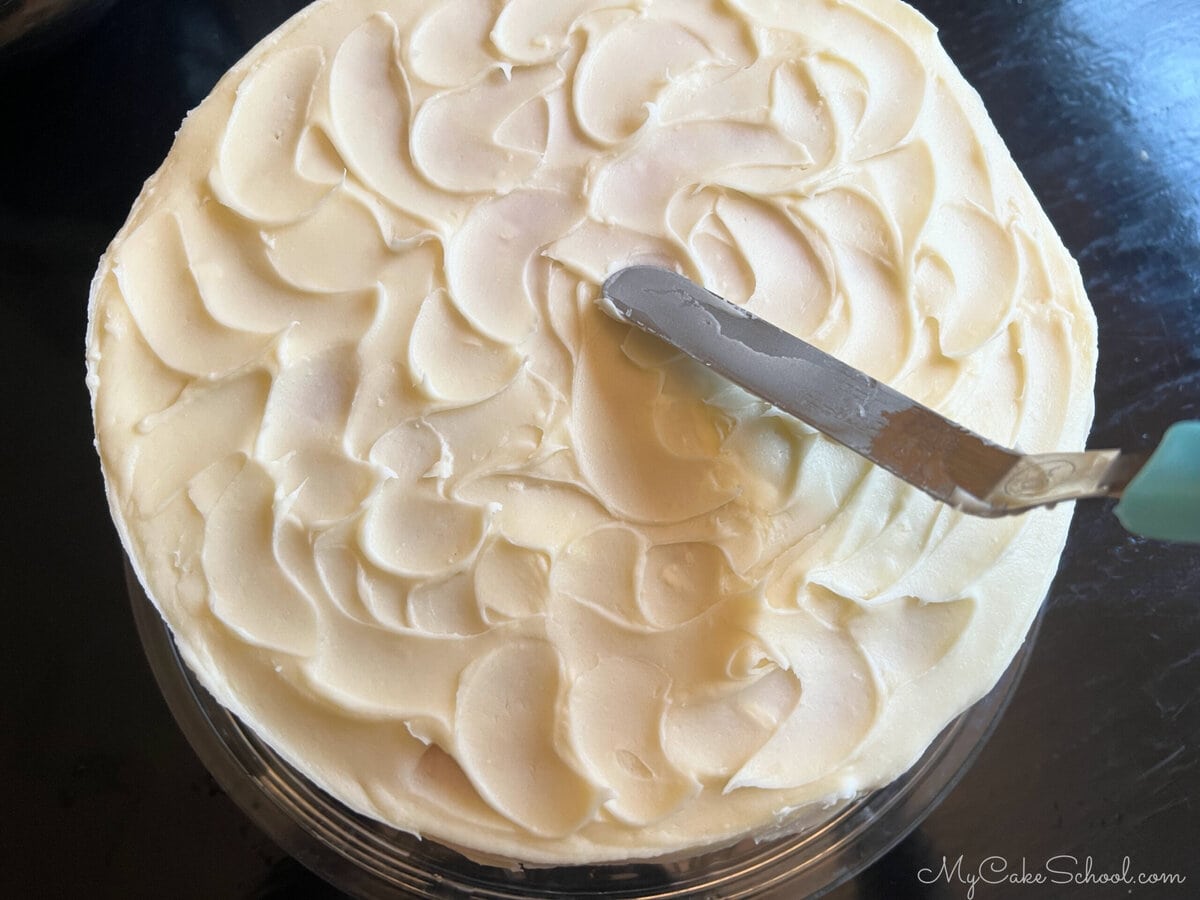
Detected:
left=87, top=0, right=1096, bottom=863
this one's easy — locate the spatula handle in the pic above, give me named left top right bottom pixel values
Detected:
left=1115, top=421, right=1200, bottom=543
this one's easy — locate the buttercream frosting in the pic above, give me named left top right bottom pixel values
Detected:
left=87, top=0, right=1097, bottom=864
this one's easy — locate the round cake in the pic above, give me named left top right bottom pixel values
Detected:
left=87, top=0, right=1096, bottom=865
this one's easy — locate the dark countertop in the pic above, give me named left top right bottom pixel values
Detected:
left=1, top=1, right=1196, bottom=897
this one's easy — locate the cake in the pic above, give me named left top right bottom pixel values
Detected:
left=87, top=0, right=1097, bottom=865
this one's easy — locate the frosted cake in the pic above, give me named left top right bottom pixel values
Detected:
left=87, top=0, right=1096, bottom=865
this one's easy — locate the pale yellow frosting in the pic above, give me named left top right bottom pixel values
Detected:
left=87, top=0, right=1096, bottom=864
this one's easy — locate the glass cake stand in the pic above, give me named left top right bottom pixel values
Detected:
left=127, top=564, right=1041, bottom=900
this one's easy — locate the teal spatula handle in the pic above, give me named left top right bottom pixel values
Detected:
left=1115, top=421, right=1200, bottom=543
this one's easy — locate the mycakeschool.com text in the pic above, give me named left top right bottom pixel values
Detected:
left=917, top=854, right=1187, bottom=898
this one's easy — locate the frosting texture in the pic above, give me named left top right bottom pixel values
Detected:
left=87, top=0, right=1096, bottom=864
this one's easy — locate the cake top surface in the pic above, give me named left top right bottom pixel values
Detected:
left=87, top=0, right=1095, bottom=864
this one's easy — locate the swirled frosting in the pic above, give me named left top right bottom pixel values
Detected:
left=87, top=0, right=1096, bottom=864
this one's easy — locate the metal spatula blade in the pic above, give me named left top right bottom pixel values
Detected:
left=600, top=267, right=1182, bottom=525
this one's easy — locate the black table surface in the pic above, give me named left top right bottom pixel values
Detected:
left=2, top=1, right=1197, bottom=897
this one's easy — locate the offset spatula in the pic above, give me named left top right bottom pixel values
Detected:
left=602, top=267, right=1200, bottom=543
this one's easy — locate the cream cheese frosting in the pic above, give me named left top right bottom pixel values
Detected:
left=87, top=0, right=1097, bottom=865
